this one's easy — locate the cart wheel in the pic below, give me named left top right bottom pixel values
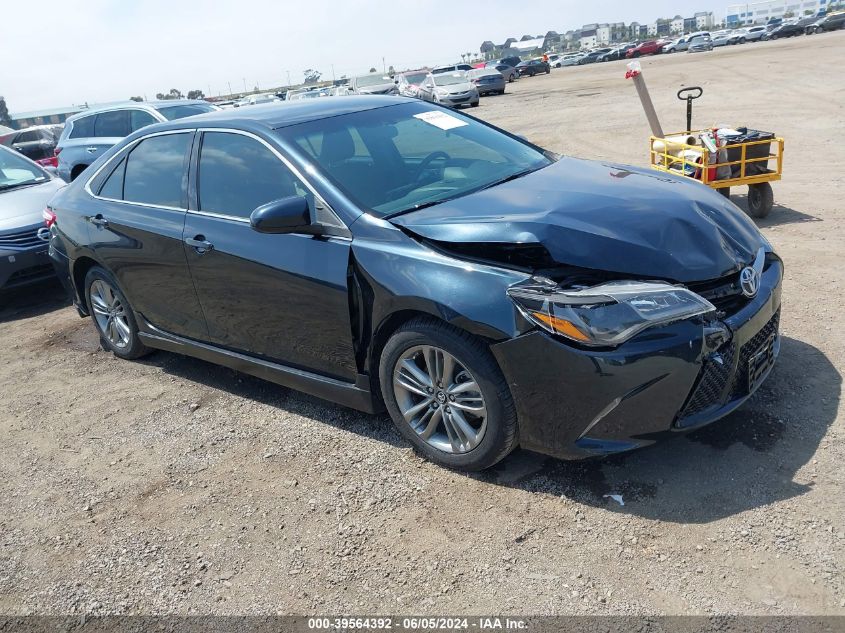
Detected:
left=747, top=183, right=774, bottom=219
left=717, top=187, right=731, bottom=199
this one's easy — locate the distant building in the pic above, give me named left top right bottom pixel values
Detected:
left=580, top=27, right=598, bottom=49
left=509, top=37, right=546, bottom=54
left=671, top=15, right=685, bottom=32
left=695, top=10, right=715, bottom=29
left=8, top=105, right=84, bottom=130
left=725, top=0, right=828, bottom=26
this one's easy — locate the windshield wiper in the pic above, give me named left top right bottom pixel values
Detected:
left=0, top=180, right=41, bottom=192
left=476, top=167, right=537, bottom=192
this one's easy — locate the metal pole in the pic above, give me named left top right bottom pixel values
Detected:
left=626, top=62, right=664, bottom=137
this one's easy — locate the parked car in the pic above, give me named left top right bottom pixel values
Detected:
left=418, top=72, right=479, bottom=107
left=597, top=45, right=634, bottom=62
left=350, top=73, right=398, bottom=95
left=546, top=54, right=562, bottom=68
left=515, top=59, right=550, bottom=76
left=808, top=11, right=845, bottom=32
left=559, top=53, right=586, bottom=66
left=55, top=100, right=218, bottom=182
left=0, top=125, right=64, bottom=167
left=711, top=31, right=737, bottom=46
left=466, top=69, right=506, bottom=96
left=238, top=94, right=282, bottom=106
left=431, top=64, right=473, bottom=74
left=395, top=70, right=430, bottom=97
left=736, top=25, right=767, bottom=42
left=626, top=40, right=665, bottom=58
left=663, top=36, right=691, bottom=53
left=0, top=145, right=65, bottom=291
left=486, top=63, right=519, bottom=82
left=47, top=97, right=783, bottom=471
left=493, top=56, right=521, bottom=68
left=767, top=18, right=814, bottom=38
left=578, top=48, right=613, bottom=64
left=687, top=35, right=714, bottom=53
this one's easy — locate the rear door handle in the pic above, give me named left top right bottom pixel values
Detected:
left=89, top=214, right=108, bottom=228
left=86, top=146, right=98, bottom=153
left=185, top=236, right=214, bottom=253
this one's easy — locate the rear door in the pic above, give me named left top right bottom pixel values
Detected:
left=182, top=129, right=358, bottom=380
left=87, top=130, right=208, bottom=338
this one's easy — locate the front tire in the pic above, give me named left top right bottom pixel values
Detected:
left=379, top=318, right=518, bottom=471
left=85, top=266, right=150, bottom=360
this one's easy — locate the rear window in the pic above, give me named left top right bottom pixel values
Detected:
left=155, top=104, right=216, bottom=121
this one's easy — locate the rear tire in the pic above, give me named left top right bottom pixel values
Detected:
left=84, top=267, right=151, bottom=360
left=379, top=317, right=519, bottom=471
left=747, top=183, right=774, bottom=219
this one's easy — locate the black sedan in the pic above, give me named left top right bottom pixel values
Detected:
left=515, top=59, right=550, bottom=76
left=0, top=125, right=64, bottom=167
left=47, top=97, right=782, bottom=471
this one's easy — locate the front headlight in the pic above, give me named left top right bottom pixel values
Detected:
left=435, top=88, right=449, bottom=96
left=508, top=277, right=715, bottom=347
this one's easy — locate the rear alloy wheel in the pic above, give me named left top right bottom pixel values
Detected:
left=85, top=267, right=150, bottom=359
left=380, top=318, right=518, bottom=471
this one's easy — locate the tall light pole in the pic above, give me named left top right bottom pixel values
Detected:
left=243, top=78, right=247, bottom=93
left=286, top=70, right=291, bottom=87
left=227, top=81, right=232, bottom=96
left=382, top=56, right=386, bottom=73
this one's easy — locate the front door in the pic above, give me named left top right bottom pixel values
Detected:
left=182, top=130, right=358, bottom=381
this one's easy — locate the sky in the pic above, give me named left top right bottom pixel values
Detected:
left=2, top=0, right=726, bottom=113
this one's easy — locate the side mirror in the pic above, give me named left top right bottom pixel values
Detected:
left=249, top=196, right=321, bottom=235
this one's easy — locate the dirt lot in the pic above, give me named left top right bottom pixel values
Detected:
left=1, top=34, right=844, bottom=616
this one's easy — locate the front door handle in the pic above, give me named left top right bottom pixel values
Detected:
left=85, top=146, right=99, bottom=153
left=185, top=236, right=214, bottom=254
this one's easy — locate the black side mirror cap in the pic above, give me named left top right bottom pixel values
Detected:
left=249, top=196, right=322, bottom=235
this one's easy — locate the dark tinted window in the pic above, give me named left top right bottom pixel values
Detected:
left=16, top=130, right=40, bottom=143
left=98, top=157, right=126, bottom=199
left=94, top=110, right=131, bottom=137
left=69, top=115, right=96, bottom=139
left=123, top=133, right=191, bottom=207
left=156, top=104, right=216, bottom=120
left=130, top=110, right=158, bottom=131
left=198, top=132, right=305, bottom=219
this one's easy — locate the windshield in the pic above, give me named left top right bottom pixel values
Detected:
left=156, top=104, right=216, bottom=120
left=403, top=72, right=428, bottom=85
left=434, top=72, right=467, bottom=86
left=283, top=101, right=552, bottom=217
left=0, top=146, right=50, bottom=190
left=355, top=74, right=392, bottom=87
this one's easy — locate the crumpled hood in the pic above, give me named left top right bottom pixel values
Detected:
left=0, top=178, right=65, bottom=232
left=390, top=157, right=766, bottom=283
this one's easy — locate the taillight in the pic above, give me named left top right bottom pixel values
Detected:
left=37, top=156, right=59, bottom=168
left=43, top=208, right=57, bottom=229
left=53, top=146, right=62, bottom=156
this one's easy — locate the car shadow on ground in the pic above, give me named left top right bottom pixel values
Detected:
left=0, top=279, right=69, bottom=324
left=480, top=336, right=840, bottom=523
left=730, top=195, right=821, bottom=227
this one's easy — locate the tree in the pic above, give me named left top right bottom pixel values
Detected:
left=0, top=96, right=12, bottom=128
left=186, top=89, right=205, bottom=100
left=520, top=34, right=533, bottom=41
left=129, top=96, right=143, bottom=102
left=303, top=69, right=322, bottom=84
left=368, top=67, right=377, bottom=73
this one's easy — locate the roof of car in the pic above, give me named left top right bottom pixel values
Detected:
left=65, top=99, right=213, bottom=122
left=148, top=96, right=411, bottom=131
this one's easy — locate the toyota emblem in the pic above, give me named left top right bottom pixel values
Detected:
left=740, top=266, right=760, bottom=298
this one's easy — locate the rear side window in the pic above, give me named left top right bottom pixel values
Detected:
left=94, top=110, right=131, bottom=137
left=123, top=133, right=192, bottom=208
left=16, top=130, right=40, bottom=143
left=155, top=104, right=216, bottom=120
left=198, top=132, right=307, bottom=219
left=98, top=157, right=126, bottom=199
left=69, top=115, right=96, bottom=139
left=130, top=110, right=158, bottom=132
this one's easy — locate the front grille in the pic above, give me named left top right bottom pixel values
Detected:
left=687, top=271, right=749, bottom=316
left=0, top=227, right=43, bottom=250
left=679, top=342, right=736, bottom=417
left=732, top=309, right=780, bottom=398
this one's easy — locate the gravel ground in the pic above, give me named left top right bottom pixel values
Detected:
left=1, top=33, right=844, bottom=616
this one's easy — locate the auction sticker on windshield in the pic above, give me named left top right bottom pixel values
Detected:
left=414, top=111, right=468, bottom=130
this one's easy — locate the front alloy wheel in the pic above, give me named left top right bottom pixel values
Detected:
left=380, top=317, right=518, bottom=470
left=393, top=345, right=487, bottom=454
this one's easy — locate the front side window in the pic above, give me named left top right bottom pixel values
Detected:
left=198, top=132, right=308, bottom=219
left=122, top=133, right=191, bottom=207
left=130, top=110, right=159, bottom=132
left=16, top=130, right=40, bottom=143
left=94, top=110, right=131, bottom=137
left=284, top=101, right=551, bottom=217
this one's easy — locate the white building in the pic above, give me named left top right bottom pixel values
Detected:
left=597, top=23, right=611, bottom=44
left=509, top=37, right=546, bottom=54
left=725, top=0, right=829, bottom=26
left=671, top=15, right=685, bottom=32
left=696, top=10, right=716, bottom=28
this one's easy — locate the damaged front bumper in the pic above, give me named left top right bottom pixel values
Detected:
left=491, top=259, right=783, bottom=460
